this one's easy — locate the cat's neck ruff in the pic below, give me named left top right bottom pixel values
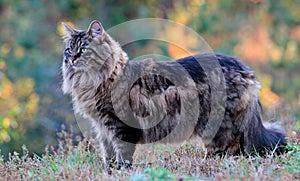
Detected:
left=95, top=33, right=129, bottom=87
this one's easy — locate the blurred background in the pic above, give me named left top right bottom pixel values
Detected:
left=0, top=0, right=299, bottom=158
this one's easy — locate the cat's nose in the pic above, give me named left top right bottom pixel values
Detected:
left=69, top=57, right=76, bottom=65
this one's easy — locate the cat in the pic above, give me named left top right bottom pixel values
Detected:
left=61, top=20, right=287, bottom=168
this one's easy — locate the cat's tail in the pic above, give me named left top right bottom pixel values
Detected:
left=243, top=100, right=287, bottom=155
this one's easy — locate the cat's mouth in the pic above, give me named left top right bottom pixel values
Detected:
left=68, top=58, right=83, bottom=68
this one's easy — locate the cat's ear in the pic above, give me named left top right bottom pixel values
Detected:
left=61, top=22, right=77, bottom=36
left=87, top=20, right=104, bottom=37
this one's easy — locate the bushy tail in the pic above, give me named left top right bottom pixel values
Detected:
left=258, top=123, right=287, bottom=154
left=243, top=101, right=287, bottom=155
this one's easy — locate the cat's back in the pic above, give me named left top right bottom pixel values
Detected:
left=176, top=53, right=253, bottom=76
left=127, top=53, right=257, bottom=89
left=175, top=53, right=260, bottom=111
left=175, top=53, right=258, bottom=89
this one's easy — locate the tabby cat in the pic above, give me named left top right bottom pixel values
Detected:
left=61, top=20, right=287, bottom=168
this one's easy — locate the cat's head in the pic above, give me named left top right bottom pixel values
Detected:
left=61, top=20, right=112, bottom=72
left=61, top=20, right=127, bottom=93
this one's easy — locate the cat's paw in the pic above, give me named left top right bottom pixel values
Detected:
left=115, top=160, right=132, bottom=170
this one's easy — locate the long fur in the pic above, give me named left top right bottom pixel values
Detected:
left=61, top=21, right=287, bottom=168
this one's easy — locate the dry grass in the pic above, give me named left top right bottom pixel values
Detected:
left=0, top=126, right=299, bottom=181
left=1, top=103, right=300, bottom=180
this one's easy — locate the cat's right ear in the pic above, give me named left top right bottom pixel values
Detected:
left=87, top=20, right=104, bottom=38
left=61, top=22, right=77, bottom=36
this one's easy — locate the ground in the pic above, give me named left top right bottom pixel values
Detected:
left=0, top=128, right=299, bottom=180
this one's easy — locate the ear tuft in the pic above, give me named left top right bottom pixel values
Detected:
left=61, top=22, right=77, bottom=36
left=87, top=20, right=104, bottom=37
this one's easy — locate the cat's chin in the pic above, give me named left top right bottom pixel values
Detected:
left=71, top=64, right=87, bottom=71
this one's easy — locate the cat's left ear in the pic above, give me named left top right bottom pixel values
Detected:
left=62, top=22, right=78, bottom=36
left=87, top=20, right=104, bottom=37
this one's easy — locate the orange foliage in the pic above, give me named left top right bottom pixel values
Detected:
left=257, top=74, right=281, bottom=108
left=0, top=76, right=13, bottom=98
left=290, top=25, right=300, bottom=41
left=1, top=43, right=11, bottom=56
left=14, top=46, right=25, bottom=59
left=259, top=88, right=281, bottom=108
left=165, top=24, right=198, bottom=59
left=234, top=26, right=271, bottom=64
left=0, top=75, right=39, bottom=143
left=168, top=43, right=192, bottom=59
left=250, top=0, right=265, bottom=3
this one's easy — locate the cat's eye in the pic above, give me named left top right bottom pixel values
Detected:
left=80, top=48, right=87, bottom=53
left=65, top=48, right=72, bottom=54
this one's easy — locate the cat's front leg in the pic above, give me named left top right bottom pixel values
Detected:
left=110, top=124, right=141, bottom=169
left=97, top=132, right=115, bottom=170
left=112, top=139, right=136, bottom=169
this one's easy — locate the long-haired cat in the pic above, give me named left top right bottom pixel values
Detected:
left=61, top=20, right=287, bottom=168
